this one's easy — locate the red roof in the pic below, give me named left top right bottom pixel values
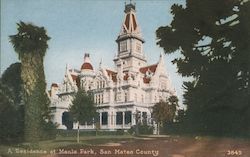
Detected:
left=124, top=73, right=129, bottom=80
left=124, top=14, right=137, bottom=31
left=106, top=69, right=117, bottom=82
left=139, top=64, right=158, bottom=84
left=81, top=63, right=93, bottom=70
left=125, top=14, right=130, bottom=29
left=123, top=73, right=135, bottom=81
left=143, top=77, right=151, bottom=84
left=132, top=14, right=137, bottom=30
left=139, top=64, right=158, bottom=74
left=51, top=83, right=58, bottom=88
left=71, top=74, right=80, bottom=87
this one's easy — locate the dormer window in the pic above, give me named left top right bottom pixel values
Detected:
left=146, top=70, right=153, bottom=78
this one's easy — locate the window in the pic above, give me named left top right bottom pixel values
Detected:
left=116, top=112, right=123, bottom=125
left=125, top=111, right=132, bottom=124
left=98, top=95, right=100, bottom=104
left=101, top=112, right=108, bottom=125
left=142, top=112, right=147, bottom=124
left=119, top=40, right=127, bottom=52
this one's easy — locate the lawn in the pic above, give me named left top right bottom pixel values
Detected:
left=0, top=134, right=134, bottom=157
left=1, top=134, right=250, bottom=157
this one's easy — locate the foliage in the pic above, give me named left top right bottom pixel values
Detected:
left=69, top=89, right=97, bottom=125
left=40, top=121, right=57, bottom=140
left=9, top=21, right=53, bottom=142
left=9, top=21, right=50, bottom=60
left=156, top=0, right=250, bottom=136
left=152, top=96, right=178, bottom=124
left=0, top=63, right=24, bottom=143
left=128, top=124, right=153, bottom=135
left=1, top=62, right=22, bottom=105
left=0, top=82, right=24, bottom=143
left=116, top=129, right=125, bottom=135
left=62, top=112, right=73, bottom=130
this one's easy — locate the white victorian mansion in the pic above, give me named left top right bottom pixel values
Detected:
left=49, top=3, right=176, bottom=130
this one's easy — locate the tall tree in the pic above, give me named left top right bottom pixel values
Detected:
left=9, top=21, right=51, bottom=142
left=69, top=89, right=97, bottom=143
left=0, top=82, right=22, bottom=142
left=0, top=63, right=24, bottom=142
left=152, top=96, right=178, bottom=134
left=1, top=62, right=22, bottom=105
left=156, top=0, right=250, bottom=136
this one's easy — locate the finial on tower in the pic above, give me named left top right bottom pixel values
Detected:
left=125, top=0, right=136, bottom=13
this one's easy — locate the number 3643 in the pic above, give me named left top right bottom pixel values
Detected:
left=227, top=150, right=242, bottom=156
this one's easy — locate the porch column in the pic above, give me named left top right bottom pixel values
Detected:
left=85, top=122, right=87, bottom=129
left=92, top=118, right=95, bottom=129
left=122, top=112, right=125, bottom=128
left=99, top=112, right=102, bottom=129
left=114, top=113, right=116, bottom=128
left=108, top=112, right=111, bottom=128
left=132, top=112, right=136, bottom=125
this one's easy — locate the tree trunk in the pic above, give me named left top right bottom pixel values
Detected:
left=77, top=123, right=80, bottom=143
left=157, top=122, right=160, bottom=135
left=21, top=53, right=47, bottom=142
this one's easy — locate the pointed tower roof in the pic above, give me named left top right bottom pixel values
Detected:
left=116, top=2, right=144, bottom=43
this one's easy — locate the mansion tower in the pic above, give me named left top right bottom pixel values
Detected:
left=49, top=3, right=176, bottom=130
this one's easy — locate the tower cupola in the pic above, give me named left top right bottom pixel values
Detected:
left=114, top=2, right=147, bottom=73
left=81, top=53, right=93, bottom=70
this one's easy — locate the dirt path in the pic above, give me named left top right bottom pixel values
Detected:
left=39, top=136, right=250, bottom=157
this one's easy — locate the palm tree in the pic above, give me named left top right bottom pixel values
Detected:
left=9, top=21, right=50, bottom=142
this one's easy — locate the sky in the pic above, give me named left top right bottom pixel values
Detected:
left=1, top=0, right=188, bottom=106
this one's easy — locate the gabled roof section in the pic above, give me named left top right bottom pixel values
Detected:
left=140, top=64, right=158, bottom=84
left=71, top=74, right=80, bottom=87
left=106, top=69, right=117, bottom=82
left=51, top=83, right=58, bottom=88
left=123, top=72, right=135, bottom=81
left=139, top=64, right=158, bottom=74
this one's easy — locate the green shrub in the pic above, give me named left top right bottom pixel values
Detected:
left=128, top=124, right=153, bottom=135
